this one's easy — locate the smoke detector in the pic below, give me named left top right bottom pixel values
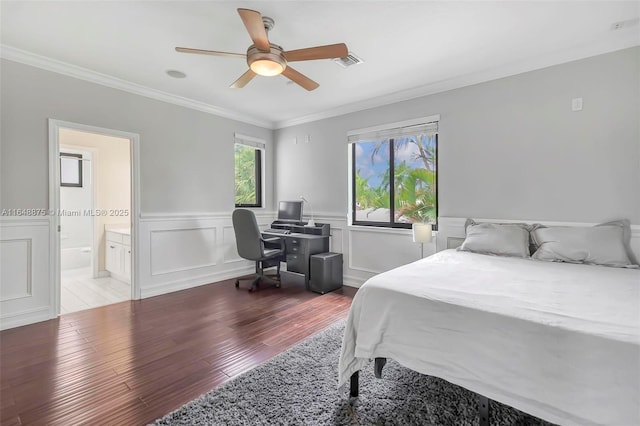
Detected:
left=333, top=52, right=364, bottom=68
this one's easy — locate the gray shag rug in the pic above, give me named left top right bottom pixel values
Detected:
left=154, top=320, right=554, bottom=425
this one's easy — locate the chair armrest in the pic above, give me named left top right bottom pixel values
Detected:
left=262, top=237, right=281, bottom=243
left=261, top=236, right=285, bottom=252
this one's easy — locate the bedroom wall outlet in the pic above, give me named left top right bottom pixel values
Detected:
left=571, top=98, right=583, bottom=111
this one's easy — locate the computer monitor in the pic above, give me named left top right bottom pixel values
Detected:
left=277, top=201, right=303, bottom=222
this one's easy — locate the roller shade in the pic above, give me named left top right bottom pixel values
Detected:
left=234, top=132, right=265, bottom=149
left=347, top=120, right=438, bottom=144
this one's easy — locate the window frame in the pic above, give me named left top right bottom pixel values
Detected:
left=350, top=132, right=438, bottom=230
left=234, top=143, right=264, bottom=208
left=60, top=152, right=83, bottom=188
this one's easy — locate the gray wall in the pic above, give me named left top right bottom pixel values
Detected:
left=3, top=47, right=638, bottom=222
left=275, top=47, right=640, bottom=224
left=0, top=59, right=274, bottom=213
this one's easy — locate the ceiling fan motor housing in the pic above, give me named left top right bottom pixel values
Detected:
left=247, top=44, right=287, bottom=76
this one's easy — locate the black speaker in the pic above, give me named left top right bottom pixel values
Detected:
left=309, top=252, right=343, bottom=294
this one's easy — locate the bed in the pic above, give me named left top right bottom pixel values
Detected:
left=338, top=249, right=640, bottom=426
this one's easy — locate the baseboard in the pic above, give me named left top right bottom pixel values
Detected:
left=343, top=274, right=364, bottom=288
left=96, top=271, right=110, bottom=278
left=0, top=306, right=53, bottom=331
left=140, top=266, right=254, bottom=298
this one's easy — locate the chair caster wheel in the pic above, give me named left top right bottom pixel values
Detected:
left=235, top=280, right=240, bottom=288
left=275, top=283, right=281, bottom=288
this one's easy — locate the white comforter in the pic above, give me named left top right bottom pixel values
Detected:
left=339, top=250, right=640, bottom=426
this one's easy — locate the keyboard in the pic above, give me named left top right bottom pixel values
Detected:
left=264, top=228, right=291, bottom=234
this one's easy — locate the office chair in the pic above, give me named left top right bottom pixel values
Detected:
left=232, top=209, right=285, bottom=292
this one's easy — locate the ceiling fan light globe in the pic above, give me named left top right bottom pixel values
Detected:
left=247, top=45, right=287, bottom=77
left=250, top=59, right=285, bottom=76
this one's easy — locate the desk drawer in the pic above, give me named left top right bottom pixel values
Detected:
left=288, top=245, right=301, bottom=254
left=286, top=237, right=301, bottom=253
left=286, top=254, right=305, bottom=273
left=286, top=238, right=304, bottom=255
left=288, top=237, right=301, bottom=246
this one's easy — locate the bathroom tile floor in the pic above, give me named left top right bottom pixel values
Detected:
left=60, top=267, right=130, bottom=314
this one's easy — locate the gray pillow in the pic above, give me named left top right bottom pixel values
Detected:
left=458, top=219, right=531, bottom=258
left=531, top=220, right=639, bottom=268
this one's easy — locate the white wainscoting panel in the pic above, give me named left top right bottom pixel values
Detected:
left=0, top=218, right=52, bottom=330
left=150, top=227, right=217, bottom=275
left=222, top=225, right=242, bottom=264
left=138, top=213, right=275, bottom=298
left=0, top=239, right=32, bottom=300
left=348, top=227, right=421, bottom=274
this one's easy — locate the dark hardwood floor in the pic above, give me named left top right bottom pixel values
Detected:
left=0, top=278, right=357, bottom=425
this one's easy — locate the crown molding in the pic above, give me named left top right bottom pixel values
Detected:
left=274, top=38, right=640, bottom=129
left=0, top=44, right=274, bottom=129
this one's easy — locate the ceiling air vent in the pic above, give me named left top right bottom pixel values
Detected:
left=333, top=52, right=364, bottom=68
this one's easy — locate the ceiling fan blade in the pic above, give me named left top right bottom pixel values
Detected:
left=237, top=8, right=270, bottom=52
left=230, top=69, right=257, bottom=89
left=283, top=43, right=348, bottom=62
left=282, top=66, right=319, bottom=91
left=175, top=47, right=245, bottom=59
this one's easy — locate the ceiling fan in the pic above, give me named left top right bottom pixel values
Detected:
left=175, top=8, right=348, bottom=91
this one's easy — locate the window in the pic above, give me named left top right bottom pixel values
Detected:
left=60, top=152, right=83, bottom=187
left=349, top=119, right=438, bottom=229
left=234, top=134, right=264, bottom=208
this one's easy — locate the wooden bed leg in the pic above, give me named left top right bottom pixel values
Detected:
left=349, top=371, right=359, bottom=397
left=374, top=357, right=387, bottom=378
left=478, top=394, right=489, bottom=426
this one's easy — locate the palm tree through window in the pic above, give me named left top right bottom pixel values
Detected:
left=352, top=133, right=437, bottom=229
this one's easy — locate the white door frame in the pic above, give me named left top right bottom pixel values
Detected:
left=48, top=119, right=141, bottom=316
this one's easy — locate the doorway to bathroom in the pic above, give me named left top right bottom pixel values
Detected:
left=49, top=120, right=140, bottom=315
